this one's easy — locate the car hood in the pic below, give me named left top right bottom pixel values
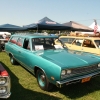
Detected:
left=35, top=49, right=100, bottom=68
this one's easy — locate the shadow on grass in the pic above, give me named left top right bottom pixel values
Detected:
left=52, top=76, right=100, bottom=99
left=7, top=62, right=100, bottom=100
left=0, top=62, right=61, bottom=100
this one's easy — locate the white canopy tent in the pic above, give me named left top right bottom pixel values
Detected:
left=89, top=22, right=100, bottom=32
left=0, top=32, right=11, bottom=35
left=74, top=22, right=100, bottom=35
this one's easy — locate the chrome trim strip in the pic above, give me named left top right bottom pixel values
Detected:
left=0, top=92, right=11, bottom=98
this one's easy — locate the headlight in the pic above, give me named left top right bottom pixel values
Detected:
left=61, top=70, right=66, bottom=75
left=0, top=87, right=7, bottom=93
left=61, top=69, right=72, bottom=75
left=67, top=69, right=71, bottom=74
left=98, top=63, right=100, bottom=67
left=0, top=77, right=6, bottom=85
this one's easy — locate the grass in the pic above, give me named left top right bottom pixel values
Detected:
left=1, top=52, right=100, bottom=100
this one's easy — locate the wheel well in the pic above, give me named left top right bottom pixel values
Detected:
left=34, top=66, right=40, bottom=76
left=9, top=53, right=13, bottom=57
left=34, top=66, right=44, bottom=76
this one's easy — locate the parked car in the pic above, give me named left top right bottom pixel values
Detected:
left=5, top=33, right=100, bottom=91
left=0, top=35, right=8, bottom=51
left=56, top=36, right=100, bottom=55
left=0, top=63, right=11, bottom=98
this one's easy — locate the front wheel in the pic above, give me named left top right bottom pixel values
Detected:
left=36, top=69, right=53, bottom=91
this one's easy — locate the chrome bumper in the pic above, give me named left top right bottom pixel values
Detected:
left=0, top=92, right=11, bottom=98
left=56, top=71, right=100, bottom=88
left=0, top=76, right=11, bottom=98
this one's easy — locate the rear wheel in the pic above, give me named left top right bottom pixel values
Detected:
left=10, top=55, right=18, bottom=65
left=0, top=43, right=2, bottom=52
left=0, top=46, right=2, bottom=52
left=36, top=69, right=53, bottom=91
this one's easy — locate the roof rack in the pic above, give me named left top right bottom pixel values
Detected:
left=13, top=32, right=57, bottom=36
left=69, top=32, right=100, bottom=37
left=13, top=32, right=48, bottom=35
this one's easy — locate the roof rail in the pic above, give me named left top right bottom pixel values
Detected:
left=13, top=32, right=48, bottom=35
left=13, top=33, right=58, bottom=36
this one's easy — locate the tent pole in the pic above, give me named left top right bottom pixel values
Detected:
left=37, top=25, right=38, bottom=33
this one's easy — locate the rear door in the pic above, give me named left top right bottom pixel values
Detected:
left=16, top=38, right=36, bottom=71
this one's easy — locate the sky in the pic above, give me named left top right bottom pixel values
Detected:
left=0, top=0, right=100, bottom=27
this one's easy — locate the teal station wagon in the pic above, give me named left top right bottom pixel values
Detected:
left=5, top=33, right=100, bottom=91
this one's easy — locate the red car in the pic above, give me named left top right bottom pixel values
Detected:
left=0, top=63, right=11, bottom=98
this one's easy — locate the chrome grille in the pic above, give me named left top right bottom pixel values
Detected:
left=72, top=64, right=98, bottom=74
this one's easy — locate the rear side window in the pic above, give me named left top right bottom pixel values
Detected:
left=9, top=36, right=18, bottom=44
left=17, top=37, right=24, bottom=47
left=82, top=39, right=96, bottom=48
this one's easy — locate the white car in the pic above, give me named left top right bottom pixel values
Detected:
left=0, top=35, right=8, bottom=51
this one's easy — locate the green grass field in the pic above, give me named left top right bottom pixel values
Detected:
left=1, top=52, right=100, bottom=100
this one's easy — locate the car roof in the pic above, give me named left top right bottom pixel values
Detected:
left=11, top=33, right=58, bottom=38
left=59, top=36, right=100, bottom=40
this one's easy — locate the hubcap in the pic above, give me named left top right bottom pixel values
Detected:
left=38, top=72, right=46, bottom=87
left=11, top=58, right=13, bottom=63
left=40, top=75, right=45, bottom=82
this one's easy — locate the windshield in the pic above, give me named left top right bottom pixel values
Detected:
left=60, top=38, right=75, bottom=44
left=32, top=37, right=63, bottom=50
left=94, top=40, right=100, bottom=48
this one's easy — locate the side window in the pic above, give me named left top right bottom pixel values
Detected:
left=17, top=38, right=24, bottom=47
left=82, top=39, right=96, bottom=48
left=9, top=36, right=18, bottom=44
left=23, top=38, right=30, bottom=50
left=72, top=39, right=83, bottom=46
left=94, top=40, right=100, bottom=48
left=68, top=38, right=75, bottom=44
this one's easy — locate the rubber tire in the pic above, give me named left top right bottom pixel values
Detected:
left=36, top=69, right=53, bottom=91
left=0, top=44, right=2, bottom=52
left=10, top=55, right=17, bottom=65
left=0, top=47, right=2, bottom=52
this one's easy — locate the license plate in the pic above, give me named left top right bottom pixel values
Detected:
left=82, top=77, right=91, bottom=83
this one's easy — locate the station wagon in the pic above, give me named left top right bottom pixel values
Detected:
left=56, top=36, right=100, bottom=55
left=5, top=33, right=100, bottom=91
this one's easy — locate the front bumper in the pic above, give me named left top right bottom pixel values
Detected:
left=56, top=71, right=100, bottom=88
left=0, top=92, right=11, bottom=98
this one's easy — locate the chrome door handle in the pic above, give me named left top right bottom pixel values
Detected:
left=18, top=51, right=21, bottom=53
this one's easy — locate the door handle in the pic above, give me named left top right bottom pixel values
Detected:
left=18, top=51, right=21, bottom=53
